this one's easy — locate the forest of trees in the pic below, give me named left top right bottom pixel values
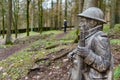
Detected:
left=0, top=0, right=120, bottom=44
left=0, top=0, right=120, bottom=80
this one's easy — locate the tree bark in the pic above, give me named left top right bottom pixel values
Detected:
left=26, top=0, right=30, bottom=36
left=38, top=0, right=40, bottom=32
left=2, top=0, right=5, bottom=38
left=79, top=0, right=84, bottom=13
left=65, top=0, right=67, bottom=20
left=99, top=0, right=106, bottom=13
left=59, top=0, right=62, bottom=29
left=5, top=0, right=12, bottom=44
left=31, top=0, right=35, bottom=32
left=54, top=0, right=59, bottom=29
left=50, top=0, right=54, bottom=28
left=13, top=0, right=19, bottom=38
left=74, top=0, right=82, bottom=27
left=57, top=0, right=59, bottom=29
left=40, top=0, right=43, bottom=33
left=110, top=0, right=116, bottom=28
left=38, top=0, right=43, bottom=33
left=115, top=0, right=120, bottom=23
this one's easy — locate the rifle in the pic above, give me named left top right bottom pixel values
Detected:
left=77, top=25, right=102, bottom=80
left=77, top=24, right=88, bottom=80
left=68, top=25, right=86, bottom=80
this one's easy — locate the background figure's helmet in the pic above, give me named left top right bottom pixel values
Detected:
left=78, top=7, right=106, bottom=23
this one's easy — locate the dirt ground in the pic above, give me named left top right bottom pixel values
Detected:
left=23, top=43, right=77, bottom=80
left=0, top=44, right=28, bottom=60
left=0, top=32, right=120, bottom=80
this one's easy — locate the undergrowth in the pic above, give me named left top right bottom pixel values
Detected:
left=0, top=28, right=120, bottom=80
left=110, top=39, right=120, bottom=44
left=0, top=30, right=75, bottom=80
left=114, top=65, right=120, bottom=80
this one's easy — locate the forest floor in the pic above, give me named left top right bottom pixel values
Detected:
left=0, top=44, right=28, bottom=60
left=21, top=35, right=120, bottom=80
left=0, top=29, right=120, bottom=80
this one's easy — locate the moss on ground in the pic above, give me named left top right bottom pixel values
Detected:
left=0, top=29, right=120, bottom=80
left=114, top=65, right=120, bottom=80
left=110, top=39, right=120, bottom=44
left=0, top=30, right=75, bottom=80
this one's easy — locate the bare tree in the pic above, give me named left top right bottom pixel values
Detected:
left=1, top=0, right=5, bottom=38
left=50, top=0, right=54, bottom=28
left=79, top=0, right=84, bottom=12
left=99, top=0, right=106, bottom=13
left=64, top=0, right=67, bottom=20
left=54, top=0, right=59, bottom=29
left=13, top=0, right=19, bottom=38
left=5, top=0, right=12, bottom=44
left=74, top=0, right=81, bottom=27
left=26, top=0, right=31, bottom=36
left=31, top=0, right=35, bottom=32
left=38, top=0, right=43, bottom=33
left=115, top=0, right=120, bottom=23
left=110, top=0, right=116, bottom=28
left=59, top=0, right=62, bottom=29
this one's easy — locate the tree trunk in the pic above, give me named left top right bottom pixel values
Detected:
left=38, top=0, right=43, bottom=33
left=83, top=0, right=98, bottom=11
left=54, top=0, right=59, bottom=29
left=99, top=0, right=106, bottom=14
left=38, top=0, right=40, bottom=32
left=115, top=0, right=120, bottom=23
left=65, top=0, right=67, bottom=20
left=110, top=0, right=116, bottom=28
left=26, top=0, right=30, bottom=36
left=13, top=0, right=19, bottom=38
left=79, top=0, right=84, bottom=13
left=40, top=0, right=43, bottom=33
left=57, top=0, right=60, bottom=29
left=2, top=11, right=5, bottom=38
left=74, top=0, right=82, bottom=27
left=31, top=0, right=35, bottom=32
left=50, top=0, right=54, bottom=28
left=59, top=0, right=62, bottom=29
left=5, top=0, right=12, bottom=44
left=2, top=0, right=5, bottom=38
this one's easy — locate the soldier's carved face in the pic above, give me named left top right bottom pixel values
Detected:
left=79, top=17, right=97, bottom=31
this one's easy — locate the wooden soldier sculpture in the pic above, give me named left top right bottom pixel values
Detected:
left=68, top=7, right=113, bottom=80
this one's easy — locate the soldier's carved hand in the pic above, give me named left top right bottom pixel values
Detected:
left=67, top=49, right=77, bottom=59
left=68, top=52, right=74, bottom=59
left=77, top=46, right=90, bottom=58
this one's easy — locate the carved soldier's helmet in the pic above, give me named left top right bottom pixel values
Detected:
left=78, top=7, right=106, bottom=23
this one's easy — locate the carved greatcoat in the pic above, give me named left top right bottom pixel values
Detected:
left=70, top=31, right=113, bottom=80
